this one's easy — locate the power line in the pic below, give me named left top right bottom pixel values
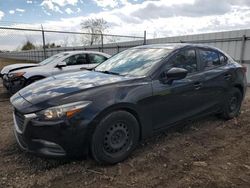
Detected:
left=0, top=26, right=144, bottom=39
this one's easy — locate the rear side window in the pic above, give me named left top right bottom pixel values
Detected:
left=88, top=54, right=107, bottom=64
left=199, top=49, right=220, bottom=69
left=171, top=49, right=198, bottom=73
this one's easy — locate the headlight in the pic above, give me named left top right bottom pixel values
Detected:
left=37, top=101, right=92, bottom=120
left=9, top=72, right=26, bottom=78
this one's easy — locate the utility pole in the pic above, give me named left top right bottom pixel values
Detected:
left=101, top=33, right=104, bottom=52
left=143, top=30, right=147, bottom=45
left=240, top=35, right=246, bottom=64
left=41, top=24, right=46, bottom=59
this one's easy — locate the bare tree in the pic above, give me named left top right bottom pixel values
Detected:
left=62, top=36, right=69, bottom=47
left=81, top=18, right=109, bottom=46
left=21, top=41, right=36, bottom=51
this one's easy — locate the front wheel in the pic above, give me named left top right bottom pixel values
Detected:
left=91, top=111, right=140, bottom=165
left=221, top=88, right=243, bottom=120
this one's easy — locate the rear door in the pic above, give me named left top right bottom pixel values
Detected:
left=197, top=48, right=232, bottom=111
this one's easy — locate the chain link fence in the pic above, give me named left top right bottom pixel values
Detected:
left=1, top=26, right=250, bottom=66
left=0, top=26, right=146, bottom=62
left=2, top=26, right=250, bottom=83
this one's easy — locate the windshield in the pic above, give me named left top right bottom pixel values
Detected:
left=95, top=48, right=171, bottom=76
left=39, top=53, right=67, bottom=65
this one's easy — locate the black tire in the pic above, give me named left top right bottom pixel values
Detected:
left=91, top=111, right=140, bottom=165
left=221, top=88, right=243, bottom=120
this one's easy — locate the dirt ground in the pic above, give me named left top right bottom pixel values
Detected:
left=0, top=58, right=250, bottom=188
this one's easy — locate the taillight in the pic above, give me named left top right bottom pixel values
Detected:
left=242, top=66, right=247, bottom=74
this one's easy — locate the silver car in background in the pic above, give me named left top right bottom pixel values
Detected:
left=0, top=51, right=110, bottom=94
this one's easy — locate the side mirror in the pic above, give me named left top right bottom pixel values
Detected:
left=160, top=67, right=188, bottom=84
left=56, top=62, right=67, bottom=68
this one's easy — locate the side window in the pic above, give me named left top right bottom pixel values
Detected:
left=64, top=54, right=87, bottom=65
left=64, top=55, right=76, bottom=65
left=171, top=49, right=198, bottom=73
left=88, top=54, right=108, bottom=64
left=199, top=49, right=220, bottom=69
left=219, top=53, right=228, bottom=65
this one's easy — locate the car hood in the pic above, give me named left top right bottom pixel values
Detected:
left=1, top=63, right=39, bottom=74
left=11, top=64, right=51, bottom=74
left=18, top=71, right=135, bottom=105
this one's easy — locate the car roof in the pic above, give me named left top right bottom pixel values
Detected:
left=57, top=51, right=111, bottom=58
left=133, top=43, right=220, bottom=51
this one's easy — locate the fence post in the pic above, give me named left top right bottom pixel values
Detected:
left=101, top=33, right=104, bottom=52
left=143, top=30, right=147, bottom=45
left=41, top=25, right=46, bottom=60
left=240, top=34, right=246, bottom=64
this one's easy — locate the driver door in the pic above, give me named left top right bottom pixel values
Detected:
left=152, top=48, right=206, bottom=130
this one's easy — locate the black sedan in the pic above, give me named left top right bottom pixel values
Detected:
left=10, top=44, right=247, bottom=164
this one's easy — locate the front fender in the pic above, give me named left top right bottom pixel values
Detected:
left=23, top=72, right=50, bottom=79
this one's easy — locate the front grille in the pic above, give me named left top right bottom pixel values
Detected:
left=14, top=110, right=25, bottom=132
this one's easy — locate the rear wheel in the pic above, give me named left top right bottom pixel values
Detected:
left=91, top=111, right=140, bottom=164
left=221, top=88, right=243, bottom=120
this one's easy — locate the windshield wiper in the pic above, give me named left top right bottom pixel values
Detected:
left=95, top=70, right=121, bottom=75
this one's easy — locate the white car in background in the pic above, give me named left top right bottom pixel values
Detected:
left=0, top=51, right=110, bottom=94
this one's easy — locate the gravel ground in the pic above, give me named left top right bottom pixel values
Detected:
left=0, top=58, right=250, bottom=188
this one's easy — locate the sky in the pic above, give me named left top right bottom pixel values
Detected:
left=1, top=0, right=250, bottom=50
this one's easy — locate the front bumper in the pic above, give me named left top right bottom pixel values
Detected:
left=2, top=75, right=26, bottom=94
left=2, top=74, right=10, bottom=89
left=13, top=110, right=91, bottom=158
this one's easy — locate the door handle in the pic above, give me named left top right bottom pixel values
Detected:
left=194, top=82, right=202, bottom=90
left=224, top=73, right=232, bottom=80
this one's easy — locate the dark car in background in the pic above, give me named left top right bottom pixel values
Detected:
left=10, top=44, right=247, bottom=164
left=1, top=51, right=110, bottom=94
